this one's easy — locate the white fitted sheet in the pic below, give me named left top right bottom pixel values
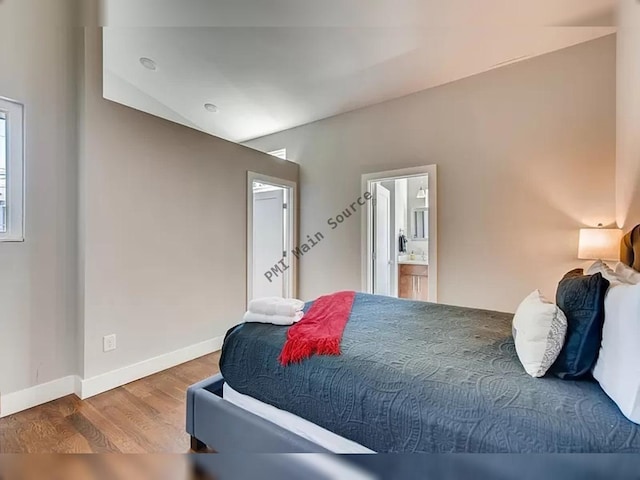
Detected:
left=222, top=383, right=374, bottom=454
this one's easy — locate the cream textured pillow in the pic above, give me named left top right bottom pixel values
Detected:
left=512, top=290, right=568, bottom=378
left=587, top=260, right=626, bottom=285
left=614, top=262, right=640, bottom=285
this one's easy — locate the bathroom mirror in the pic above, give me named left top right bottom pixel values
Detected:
left=412, top=207, right=429, bottom=240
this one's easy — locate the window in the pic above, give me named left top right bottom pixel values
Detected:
left=268, top=148, right=287, bottom=160
left=0, top=98, right=25, bottom=242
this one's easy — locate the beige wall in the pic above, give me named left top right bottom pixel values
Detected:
left=0, top=0, right=79, bottom=395
left=1, top=0, right=298, bottom=398
left=79, top=26, right=299, bottom=379
left=616, top=0, right=640, bottom=229
left=247, top=36, right=617, bottom=313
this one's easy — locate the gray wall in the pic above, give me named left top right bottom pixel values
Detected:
left=247, top=36, right=617, bottom=312
left=0, top=0, right=79, bottom=395
left=616, top=0, right=640, bottom=229
left=1, top=0, right=299, bottom=397
left=78, top=26, right=299, bottom=379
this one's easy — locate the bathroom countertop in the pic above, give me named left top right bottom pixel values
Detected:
left=397, top=256, right=428, bottom=266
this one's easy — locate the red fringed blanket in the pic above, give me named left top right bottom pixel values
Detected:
left=279, top=290, right=356, bottom=366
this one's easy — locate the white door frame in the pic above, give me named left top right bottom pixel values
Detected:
left=247, top=172, right=298, bottom=306
left=361, top=165, right=438, bottom=302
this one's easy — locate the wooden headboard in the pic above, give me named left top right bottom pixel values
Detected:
left=620, top=225, right=640, bottom=271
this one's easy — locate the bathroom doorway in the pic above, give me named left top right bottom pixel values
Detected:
left=361, top=166, right=437, bottom=302
left=247, top=172, right=297, bottom=305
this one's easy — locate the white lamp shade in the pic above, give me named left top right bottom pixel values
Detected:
left=578, top=228, right=623, bottom=261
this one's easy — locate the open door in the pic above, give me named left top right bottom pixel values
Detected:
left=247, top=172, right=297, bottom=306
left=253, top=188, right=286, bottom=298
left=362, top=165, right=437, bottom=302
left=373, top=184, right=392, bottom=296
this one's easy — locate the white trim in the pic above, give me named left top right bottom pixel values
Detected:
left=0, top=96, right=25, bottom=242
left=0, top=376, right=76, bottom=418
left=247, top=171, right=298, bottom=307
left=0, top=337, right=224, bottom=416
left=78, top=335, right=224, bottom=399
left=361, top=165, right=438, bottom=302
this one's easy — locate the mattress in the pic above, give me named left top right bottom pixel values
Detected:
left=219, top=293, right=640, bottom=453
left=223, top=383, right=373, bottom=453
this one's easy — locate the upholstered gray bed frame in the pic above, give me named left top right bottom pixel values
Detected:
left=186, top=373, right=330, bottom=453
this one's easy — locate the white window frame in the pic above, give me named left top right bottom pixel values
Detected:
left=0, top=97, right=25, bottom=242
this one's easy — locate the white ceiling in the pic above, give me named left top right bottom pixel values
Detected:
left=103, top=0, right=616, bottom=143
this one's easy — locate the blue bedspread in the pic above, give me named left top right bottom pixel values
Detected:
left=219, top=293, right=640, bottom=453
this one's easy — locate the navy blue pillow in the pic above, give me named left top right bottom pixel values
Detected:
left=550, top=272, right=609, bottom=380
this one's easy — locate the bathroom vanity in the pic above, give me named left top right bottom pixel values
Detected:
left=397, top=255, right=428, bottom=301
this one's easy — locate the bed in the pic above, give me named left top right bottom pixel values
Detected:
left=186, top=230, right=640, bottom=454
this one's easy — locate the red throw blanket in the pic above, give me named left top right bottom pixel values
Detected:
left=279, top=291, right=356, bottom=366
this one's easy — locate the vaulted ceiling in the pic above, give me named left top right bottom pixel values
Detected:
left=103, top=0, right=616, bottom=143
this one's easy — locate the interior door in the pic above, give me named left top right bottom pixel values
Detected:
left=373, top=184, right=392, bottom=296
left=253, top=189, right=285, bottom=300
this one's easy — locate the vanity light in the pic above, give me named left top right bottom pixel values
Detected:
left=416, top=187, right=427, bottom=199
left=578, top=224, right=623, bottom=261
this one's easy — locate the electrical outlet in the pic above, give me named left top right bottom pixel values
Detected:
left=103, top=334, right=117, bottom=352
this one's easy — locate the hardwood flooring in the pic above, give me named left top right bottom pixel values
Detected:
left=0, top=352, right=221, bottom=454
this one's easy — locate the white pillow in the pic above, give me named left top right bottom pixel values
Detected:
left=593, top=281, right=640, bottom=424
left=586, top=260, right=627, bottom=285
left=512, top=290, right=568, bottom=378
left=614, top=262, right=640, bottom=285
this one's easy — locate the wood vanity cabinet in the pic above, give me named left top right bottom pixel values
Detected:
left=398, top=264, right=429, bottom=301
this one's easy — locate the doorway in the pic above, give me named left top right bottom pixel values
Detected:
left=247, top=172, right=297, bottom=305
left=362, top=166, right=437, bottom=302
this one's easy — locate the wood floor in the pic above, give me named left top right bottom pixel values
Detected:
left=0, top=352, right=221, bottom=454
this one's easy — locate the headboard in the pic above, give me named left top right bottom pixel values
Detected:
left=620, top=225, right=640, bottom=271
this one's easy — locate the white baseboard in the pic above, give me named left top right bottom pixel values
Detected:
left=0, top=336, right=224, bottom=417
left=78, top=336, right=224, bottom=399
left=0, top=375, right=77, bottom=418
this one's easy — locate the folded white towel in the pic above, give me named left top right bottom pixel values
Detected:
left=243, top=310, right=304, bottom=326
left=248, top=297, right=305, bottom=317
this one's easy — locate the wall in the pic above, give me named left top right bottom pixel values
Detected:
left=1, top=0, right=298, bottom=408
left=0, top=0, right=79, bottom=396
left=616, top=0, right=640, bottom=229
left=79, top=26, right=299, bottom=380
left=247, top=36, right=617, bottom=312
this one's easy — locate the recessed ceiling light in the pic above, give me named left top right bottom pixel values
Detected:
left=139, top=57, right=157, bottom=71
left=204, top=103, right=219, bottom=113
